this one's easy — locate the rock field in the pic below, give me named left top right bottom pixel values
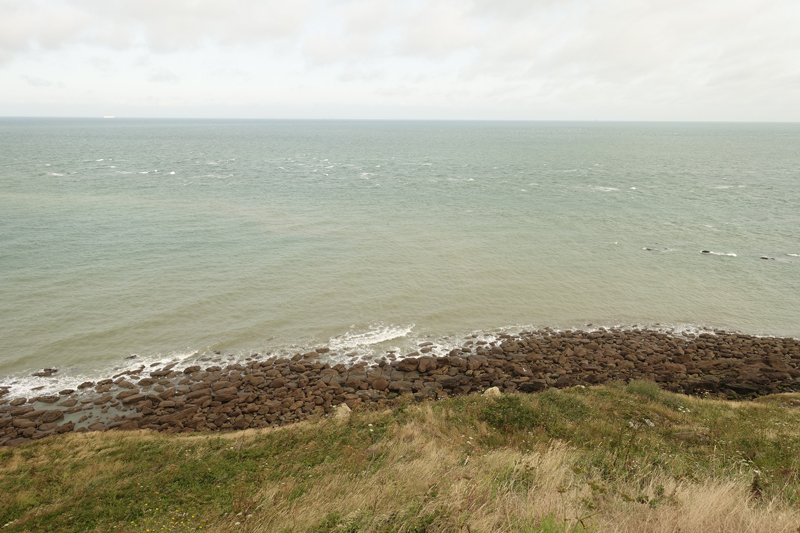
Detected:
left=2, top=328, right=799, bottom=447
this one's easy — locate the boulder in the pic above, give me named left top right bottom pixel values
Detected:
left=397, top=358, right=419, bottom=372
left=482, top=386, right=501, bottom=397
left=40, top=410, right=64, bottom=423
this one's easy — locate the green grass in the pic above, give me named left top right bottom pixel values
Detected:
left=1, top=384, right=799, bottom=532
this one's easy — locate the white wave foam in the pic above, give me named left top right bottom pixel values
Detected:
left=0, top=349, right=205, bottom=400
left=47, top=172, right=64, bottom=176
left=592, top=186, right=618, bottom=192
left=788, top=254, right=800, bottom=257
left=329, top=324, right=414, bottom=351
left=701, top=251, right=737, bottom=257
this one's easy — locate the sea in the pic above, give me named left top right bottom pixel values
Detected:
left=1, top=118, right=799, bottom=397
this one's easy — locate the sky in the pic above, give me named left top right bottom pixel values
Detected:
left=1, top=0, right=799, bottom=120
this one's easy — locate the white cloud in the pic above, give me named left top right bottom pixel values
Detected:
left=148, top=66, right=179, bottom=83
left=0, top=0, right=799, bottom=120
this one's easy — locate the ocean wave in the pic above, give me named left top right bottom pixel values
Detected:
left=329, top=324, right=415, bottom=351
left=1, top=321, right=795, bottom=400
left=701, top=251, right=737, bottom=257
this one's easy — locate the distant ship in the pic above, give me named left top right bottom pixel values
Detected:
left=103, top=116, right=115, bottom=119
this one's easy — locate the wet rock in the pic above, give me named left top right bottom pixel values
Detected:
left=11, top=406, right=34, bottom=416
left=121, top=394, right=146, bottom=404
left=9, top=398, right=27, bottom=407
left=40, top=410, right=64, bottom=423
left=56, top=421, right=75, bottom=434
left=37, top=396, right=59, bottom=404
left=33, top=369, right=58, bottom=377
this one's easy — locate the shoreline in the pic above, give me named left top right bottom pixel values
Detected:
left=2, top=326, right=799, bottom=447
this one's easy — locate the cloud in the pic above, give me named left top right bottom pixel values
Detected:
left=1, top=0, right=799, bottom=120
left=21, top=74, right=64, bottom=87
left=148, top=67, right=179, bottom=83
left=0, top=0, right=313, bottom=64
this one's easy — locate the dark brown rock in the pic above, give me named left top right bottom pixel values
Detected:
left=40, top=410, right=64, bottom=423
left=121, top=394, right=146, bottom=404
left=38, top=396, right=59, bottom=404
left=397, top=358, right=419, bottom=372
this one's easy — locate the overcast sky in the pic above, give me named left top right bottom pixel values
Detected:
left=1, top=0, right=799, bottom=120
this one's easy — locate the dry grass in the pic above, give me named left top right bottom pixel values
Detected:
left=2, top=384, right=800, bottom=532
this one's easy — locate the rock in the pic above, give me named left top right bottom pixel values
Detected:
left=418, top=357, right=437, bottom=373
left=232, top=416, right=251, bottom=430
left=11, top=406, right=35, bottom=416
left=56, top=421, right=75, bottom=434
left=10, top=398, right=27, bottom=406
left=40, top=410, right=64, bottom=423
left=116, top=390, right=140, bottom=400
left=12, top=419, right=37, bottom=428
left=117, top=420, right=139, bottom=431
left=518, top=381, right=547, bottom=393
left=158, top=406, right=198, bottom=425
left=397, top=358, right=419, bottom=372
left=333, top=403, right=351, bottom=420
left=388, top=380, right=413, bottom=393
left=58, top=389, right=75, bottom=395
left=371, top=377, right=389, bottom=391
left=38, top=396, right=60, bottom=404
left=467, top=355, right=487, bottom=370
left=482, top=386, right=501, bottom=397
left=121, top=394, right=146, bottom=404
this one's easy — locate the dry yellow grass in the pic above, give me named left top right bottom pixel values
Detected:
left=2, top=384, right=800, bottom=532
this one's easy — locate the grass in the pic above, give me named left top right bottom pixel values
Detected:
left=1, top=382, right=800, bottom=532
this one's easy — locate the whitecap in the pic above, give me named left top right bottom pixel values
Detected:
left=592, top=186, right=618, bottom=192
left=788, top=254, right=800, bottom=257
left=329, top=324, right=415, bottom=351
left=47, top=172, right=64, bottom=176
left=96, top=159, right=104, bottom=162
left=701, top=251, right=737, bottom=257
left=169, top=171, right=176, bottom=175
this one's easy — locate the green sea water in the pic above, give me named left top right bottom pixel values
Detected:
left=1, top=119, right=799, bottom=395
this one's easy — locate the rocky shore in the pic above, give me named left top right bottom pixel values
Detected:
left=2, top=328, right=799, bottom=447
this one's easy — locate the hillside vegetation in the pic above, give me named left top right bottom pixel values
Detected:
left=2, top=383, right=800, bottom=532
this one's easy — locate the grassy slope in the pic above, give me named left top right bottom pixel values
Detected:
left=1, top=383, right=799, bottom=533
